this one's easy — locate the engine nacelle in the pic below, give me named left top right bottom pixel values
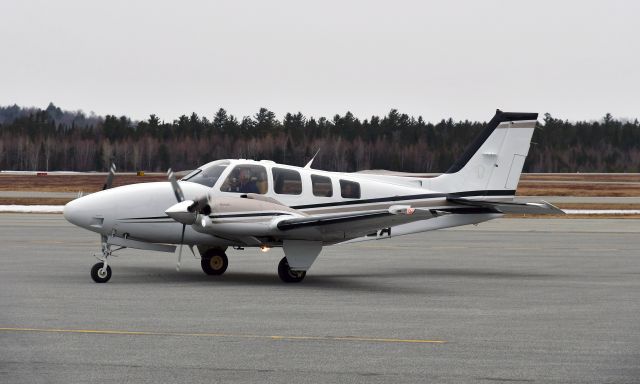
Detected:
left=193, top=195, right=302, bottom=237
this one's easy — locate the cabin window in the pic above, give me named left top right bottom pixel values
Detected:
left=273, top=168, right=302, bottom=195
left=340, top=179, right=360, bottom=199
left=311, top=175, right=333, bottom=197
left=220, top=164, right=268, bottom=194
left=182, top=160, right=229, bottom=188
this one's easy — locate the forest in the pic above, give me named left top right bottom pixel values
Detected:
left=0, top=103, right=638, bottom=173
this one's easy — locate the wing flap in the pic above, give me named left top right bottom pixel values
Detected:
left=447, top=197, right=565, bottom=215
left=276, top=205, right=438, bottom=240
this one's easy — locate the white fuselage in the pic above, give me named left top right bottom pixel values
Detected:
left=63, top=159, right=506, bottom=247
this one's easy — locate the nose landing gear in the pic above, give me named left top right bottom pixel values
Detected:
left=90, top=239, right=122, bottom=283
left=91, top=262, right=112, bottom=283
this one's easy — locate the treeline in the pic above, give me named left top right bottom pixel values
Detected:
left=0, top=103, right=639, bottom=173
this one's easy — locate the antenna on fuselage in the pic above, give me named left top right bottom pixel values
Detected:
left=304, top=148, right=321, bottom=169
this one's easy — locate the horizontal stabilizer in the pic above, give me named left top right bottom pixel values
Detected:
left=447, top=197, right=565, bottom=215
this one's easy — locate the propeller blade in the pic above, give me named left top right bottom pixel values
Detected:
left=188, top=245, right=197, bottom=259
left=102, top=162, right=116, bottom=190
left=176, top=224, right=186, bottom=271
left=167, top=168, right=185, bottom=203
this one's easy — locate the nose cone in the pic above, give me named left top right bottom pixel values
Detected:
left=165, top=200, right=197, bottom=225
left=64, top=182, right=212, bottom=237
left=64, top=195, right=96, bottom=228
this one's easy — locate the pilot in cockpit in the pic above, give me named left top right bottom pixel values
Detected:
left=237, top=168, right=259, bottom=193
left=220, top=165, right=268, bottom=194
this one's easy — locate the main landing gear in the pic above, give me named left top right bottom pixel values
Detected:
left=201, top=248, right=229, bottom=275
left=278, top=257, right=306, bottom=283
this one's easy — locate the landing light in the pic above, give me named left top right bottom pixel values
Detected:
left=201, top=217, right=207, bottom=227
left=260, top=245, right=270, bottom=253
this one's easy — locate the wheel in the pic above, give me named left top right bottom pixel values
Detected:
left=278, top=257, right=306, bottom=283
left=201, top=249, right=228, bottom=275
left=91, top=262, right=112, bottom=283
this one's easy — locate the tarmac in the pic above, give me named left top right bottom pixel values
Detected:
left=1, top=214, right=639, bottom=383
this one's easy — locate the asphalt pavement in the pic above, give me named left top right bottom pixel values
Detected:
left=1, top=214, right=639, bottom=383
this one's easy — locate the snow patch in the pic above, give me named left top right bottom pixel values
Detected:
left=0, top=205, right=65, bottom=213
left=562, top=209, right=640, bottom=215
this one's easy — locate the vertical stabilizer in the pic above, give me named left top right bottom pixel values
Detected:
left=428, top=110, right=538, bottom=196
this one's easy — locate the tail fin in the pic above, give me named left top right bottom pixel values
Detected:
left=429, top=110, right=538, bottom=196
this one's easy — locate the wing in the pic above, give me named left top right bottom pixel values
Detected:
left=446, top=197, right=564, bottom=215
left=275, top=205, right=439, bottom=242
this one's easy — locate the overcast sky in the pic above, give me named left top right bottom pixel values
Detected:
left=0, top=0, right=638, bottom=123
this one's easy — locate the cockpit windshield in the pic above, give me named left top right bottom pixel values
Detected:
left=181, top=160, right=230, bottom=188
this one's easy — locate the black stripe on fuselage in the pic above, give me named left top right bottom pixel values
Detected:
left=117, top=220, right=177, bottom=224
left=290, top=190, right=515, bottom=210
left=119, top=216, right=170, bottom=220
left=118, top=213, right=288, bottom=221
left=208, top=212, right=289, bottom=219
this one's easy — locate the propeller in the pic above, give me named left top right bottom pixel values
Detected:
left=167, top=168, right=187, bottom=271
left=167, top=168, right=184, bottom=202
left=98, top=161, right=117, bottom=251
left=102, top=161, right=116, bottom=190
left=166, top=168, right=215, bottom=270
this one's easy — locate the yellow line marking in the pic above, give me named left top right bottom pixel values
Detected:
left=0, top=327, right=446, bottom=344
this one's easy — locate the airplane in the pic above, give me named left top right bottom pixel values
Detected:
left=63, top=110, right=564, bottom=283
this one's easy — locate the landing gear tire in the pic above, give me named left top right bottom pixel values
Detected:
left=91, top=262, right=112, bottom=283
left=201, top=249, right=228, bottom=275
left=278, top=257, right=306, bottom=283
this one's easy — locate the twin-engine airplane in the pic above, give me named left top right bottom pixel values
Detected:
left=64, top=110, right=563, bottom=283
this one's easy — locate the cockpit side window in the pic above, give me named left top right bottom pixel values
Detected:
left=181, top=160, right=229, bottom=188
left=220, top=164, right=268, bottom=194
